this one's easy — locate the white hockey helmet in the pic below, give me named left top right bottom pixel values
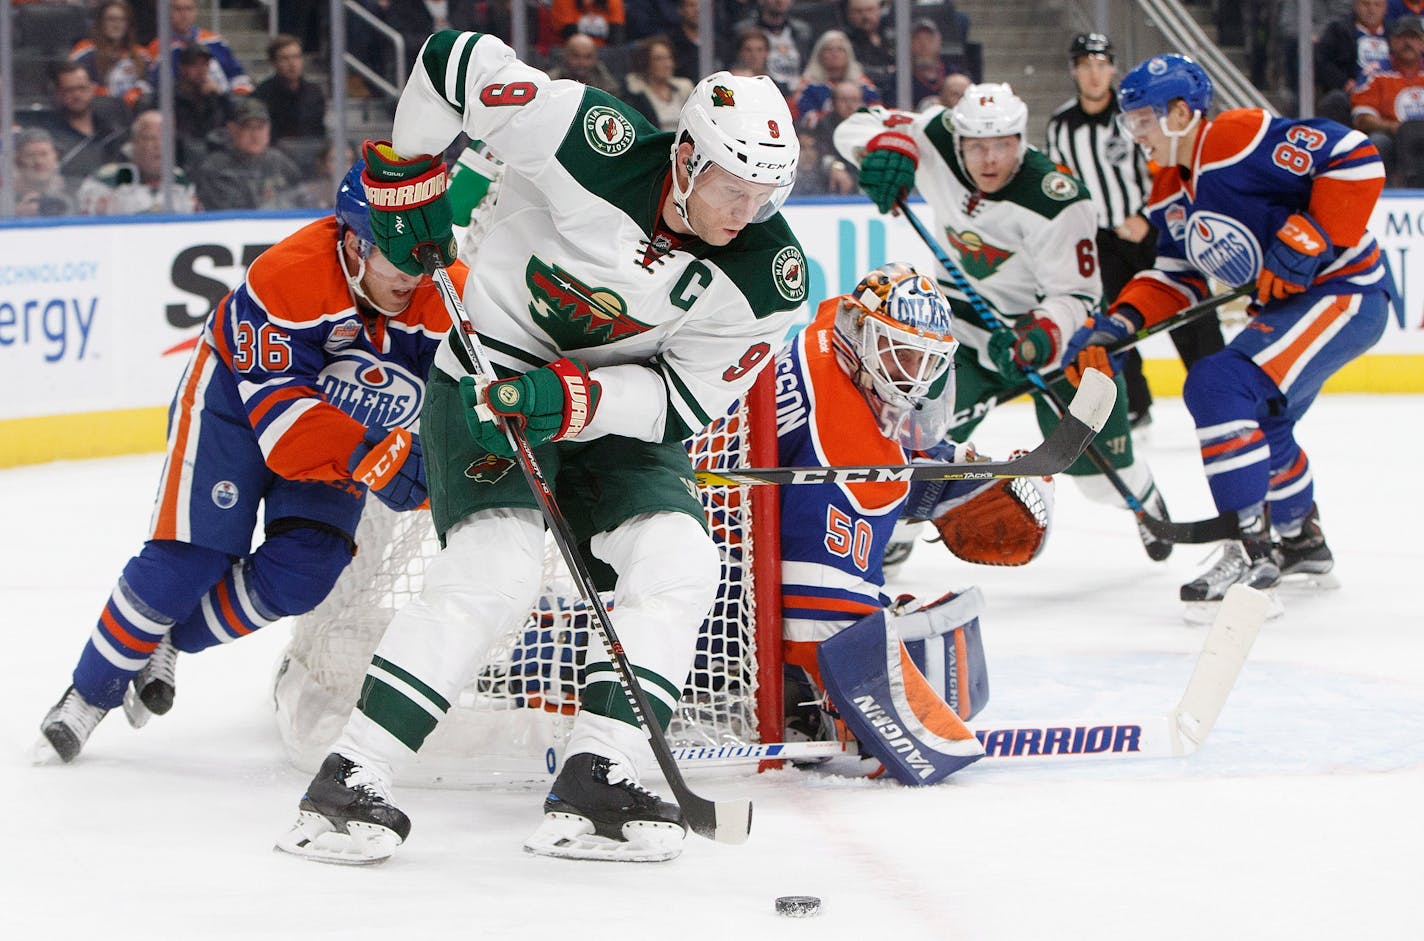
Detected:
left=949, top=82, right=1029, bottom=163
left=834, top=262, right=959, bottom=445
left=671, top=71, right=798, bottom=225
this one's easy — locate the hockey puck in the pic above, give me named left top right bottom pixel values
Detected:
left=775, top=896, right=822, bottom=918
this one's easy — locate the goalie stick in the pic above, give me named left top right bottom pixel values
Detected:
left=671, top=584, right=1269, bottom=765
left=697, top=366, right=1116, bottom=487
left=895, top=198, right=1175, bottom=548
left=418, top=247, right=750, bottom=845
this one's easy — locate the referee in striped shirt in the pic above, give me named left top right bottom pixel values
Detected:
left=1046, top=33, right=1223, bottom=428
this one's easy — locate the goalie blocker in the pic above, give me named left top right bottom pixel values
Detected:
left=815, top=589, right=989, bottom=785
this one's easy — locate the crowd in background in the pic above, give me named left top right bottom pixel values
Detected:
left=2, top=0, right=978, bottom=216
left=17, top=0, right=1424, bottom=219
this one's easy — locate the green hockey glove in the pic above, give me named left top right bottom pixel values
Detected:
left=360, top=140, right=457, bottom=276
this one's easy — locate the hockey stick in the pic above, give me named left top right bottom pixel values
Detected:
left=669, top=584, right=1269, bottom=765
left=418, top=247, right=750, bottom=845
left=947, top=283, right=1253, bottom=431
left=695, top=366, right=1115, bottom=487
left=895, top=198, right=1172, bottom=542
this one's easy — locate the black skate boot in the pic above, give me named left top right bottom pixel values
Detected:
left=1181, top=514, right=1282, bottom=619
left=524, top=752, right=687, bottom=861
left=123, top=634, right=178, bottom=728
left=1276, top=503, right=1335, bottom=577
left=274, top=752, right=411, bottom=865
left=39, top=685, right=109, bottom=763
left=1137, top=487, right=1173, bottom=562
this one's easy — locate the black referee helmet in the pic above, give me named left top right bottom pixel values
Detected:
left=1069, top=33, right=1114, bottom=63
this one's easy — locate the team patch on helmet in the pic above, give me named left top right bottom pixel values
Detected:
left=773, top=245, right=807, bottom=303
left=582, top=106, right=636, bottom=156
left=711, top=85, right=736, bottom=107
left=1148, top=56, right=1169, bottom=75
left=1041, top=172, right=1078, bottom=200
left=465, top=453, right=514, bottom=484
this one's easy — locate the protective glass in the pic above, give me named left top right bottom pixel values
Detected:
left=691, top=161, right=793, bottom=224
left=1117, top=106, right=1160, bottom=138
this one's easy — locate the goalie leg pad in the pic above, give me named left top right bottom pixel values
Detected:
left=892, top=588, right=990, bottom=720
left=930, top=474, right=1054, bottom=566
left=817, top=606, right=986, bottom=786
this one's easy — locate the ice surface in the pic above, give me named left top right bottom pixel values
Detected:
left=4, top=396, right=1421, bottom=938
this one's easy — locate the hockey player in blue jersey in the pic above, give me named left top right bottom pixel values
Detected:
left=1060, top=54, right=1390, bottom=612
left=776, top=262, right=1056, bottom=784
left=38, top=163, right=467, bottom=762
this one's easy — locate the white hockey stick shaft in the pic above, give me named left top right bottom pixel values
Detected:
left=672, top=586, right=1268, bottom=766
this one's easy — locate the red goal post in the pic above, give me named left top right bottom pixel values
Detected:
left=272, top=370, right=784, bottom=786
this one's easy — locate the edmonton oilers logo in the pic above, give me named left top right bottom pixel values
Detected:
left=211, top=480, right=239, bottom=508
left=317, top=353, right=423, bottom=429
left=1184, top=211, right=1262, bottom=287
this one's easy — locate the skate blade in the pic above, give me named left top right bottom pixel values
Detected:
left=121, top=684, right=152, bottom=729
left=273, top=810, right=402, bottom=865
left=523, top=812, right=684, bottom=862
left=1183, top=590, right=1283, bottom=625
left=1279, top=571, right=1340, bottom=591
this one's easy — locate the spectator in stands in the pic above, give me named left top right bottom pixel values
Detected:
left=549, top=33, right=624, bottom=97
left=32, top=63, right=128, bottom=182
left=76, top=109, right=200, bottom=214
left=147, top=43, right=233, bottom=170
left=1317, top=0, right=1390, bottom=126
left=939, top=71, right=971, bottom=109
left=814, top=79, right=873, bottom=157
left=910, top=18, right=949, bottom=109
left=669, top=0, right=713, bottom=81
left=845, top=0, right=896, bottom=105
left=795, top=30, right=880, bottom=129
left=1352, top=15, right=1424, bottom=182
left=626, top=0, right=680, bottom=42
left=732, top=0, right=813, bottom=96
left=552, top=0, right=627, bottom=46
left=277, top=138, right=356, bottom=209
left=370, top=0, right=506, bottom=79
left=14, top=129, right=75, bottom=217
left=727, top=25, right=771, bottom=79
left=193, top=97, right=302, bottom=210
left=145, top=0, right=253, bottom=95
left=253, top=34, right=327, bottom=144
left=69, top=0, right=151, bottom=105
left=622, top=35, right=694, bottom=131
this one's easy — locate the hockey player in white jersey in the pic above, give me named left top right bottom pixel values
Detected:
left=276, top=30, right=804, bottom=864
left=833, top=83, right=1172, bottom=561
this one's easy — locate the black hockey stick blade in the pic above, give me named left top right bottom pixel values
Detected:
left=697, top=367, right=1116, bottom=487
left=1137, top=509, right=1240, bottom=545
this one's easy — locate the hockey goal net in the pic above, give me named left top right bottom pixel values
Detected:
left=273, top=374, right=783, bottom=785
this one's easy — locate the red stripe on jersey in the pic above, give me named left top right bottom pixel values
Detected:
left=1325, top=246, right=1381, bottom=282
left=101, top=606, right=161, bottom=655
left=265, top=408, right=368, bottom=481
left=153, top=343, right=212, bottom=541
left=1271, top=450, right=1309, bottom=486
left=214, top=577, right=255, bottom=637
left=1201, top=428, right=1264, bottom=459
left=248, top=384, right=320, bottom=428
left=1258, top=295, right=1353, bottom=387
left=782, top=594, right=882, bottom=617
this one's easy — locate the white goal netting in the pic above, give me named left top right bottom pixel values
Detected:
left=272, top=379, right=781, bottom=786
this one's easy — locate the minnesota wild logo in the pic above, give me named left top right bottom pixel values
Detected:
left=465, top=453, right=513, bottom=484
left=944, top=226, right=1014, bottom=280
left=526, top=257, right=651, bottom=349
left=711, top=85, right=736, bottom=107
left=582, top=105, right=635, bottom=156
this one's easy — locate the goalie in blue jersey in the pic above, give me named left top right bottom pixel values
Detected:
left=775, top=262, right=1057, bottom=785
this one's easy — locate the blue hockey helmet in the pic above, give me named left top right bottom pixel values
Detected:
left=335, top=160, right=374, bottom=256
left=1119, top=54, right=1213, bottom=118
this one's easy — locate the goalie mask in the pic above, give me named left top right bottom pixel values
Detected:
left=671, top=72, right=798, bottom=227
left=834, top=263, right=959, bottom=448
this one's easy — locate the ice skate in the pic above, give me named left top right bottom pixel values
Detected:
left=1275, top=504, right=1340, bottom=589
left=274, top=753, right=410, bottom=865
left=1136, top=488, right=1173, bottom=561
left=39, top=685, right=109, bottom=763
left=783, top=667, right=881, bottom=777
left=123, top=633, right=178, bottom=728
left=1181, top=531, right=1283, bottom=623
left=524, top=752, right=687, bottom=862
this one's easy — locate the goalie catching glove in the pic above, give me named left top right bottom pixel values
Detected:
left=459, top=357, right=602, bottom=457
left=360, top=140, right=457, bottom=276
left=904, top=443, right=1054, bottom=566
left=348, top=426, right=426, bottom=512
